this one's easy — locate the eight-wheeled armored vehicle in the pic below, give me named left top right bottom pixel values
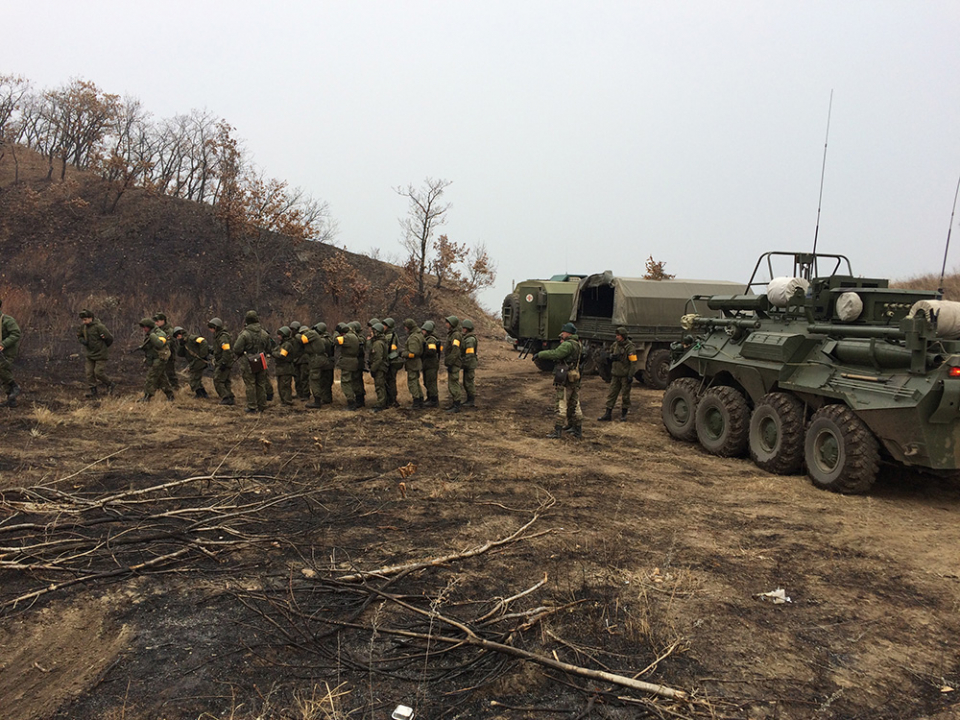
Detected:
left=661, top=251, right=960, bottom=493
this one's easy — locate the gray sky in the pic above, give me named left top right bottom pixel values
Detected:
left=6, top=1, right=960, bottom=312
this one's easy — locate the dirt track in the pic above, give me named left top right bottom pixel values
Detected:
left=0, top=340, right=958, bottom=720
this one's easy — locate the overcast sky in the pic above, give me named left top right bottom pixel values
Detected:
left=6, top=1, right=960, bottom=312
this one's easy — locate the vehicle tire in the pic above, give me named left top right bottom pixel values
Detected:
left=580, top=345, right=601, bottom=376
left=532, top=355, right=555, bottom=373
left=749, top=392, right=805, bottom=475
left=644, top=348, right=672, bottom=390
left=661, top=378, right=701, bottom=442
left=804, top=404, right=880, bottom=494
left=695, top=386, right=750, bottom=457
left=502, top=293, right=520, bottom=339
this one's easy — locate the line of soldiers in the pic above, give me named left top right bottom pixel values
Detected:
left=76, top=310, right=480, bottom=415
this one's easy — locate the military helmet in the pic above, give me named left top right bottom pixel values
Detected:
left=79, top=309, right=93, bottom=319
left=244, top=310, right=260, bottom=324
left=561, top=322, right=577, bottom=335
left=615, top=326, right=628, bottom=337
left=139, top=317, right=156, bottom=329
left=445, top=315, right=460, bottom=327
left=289, top=320, right=302, bottom=331
left=171, top=326, right=185, bottom=337
left=335, top=322, right=347, bottom=333
left=207, top=317, right=223, bottom=330
left=422, top=320, right=435, bottom=333
left=462, top=319, right=474, bottom=331
left=348, top=321, right=362, bottom=332
left=373, top=322, right=385, bottom=334
left=369, top=317, right=381, bottom=327
left=403, top=317, right=417, bottom=329
left=314, top=322, right=327, bottom=333
left=153, top=312, right=167, bottom=322
left=382, top=317, right=396, bottom=329
left=278, top=326, right=292, bottom=338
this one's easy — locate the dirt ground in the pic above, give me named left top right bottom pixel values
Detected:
left=0, top=340, right=958, bottom=720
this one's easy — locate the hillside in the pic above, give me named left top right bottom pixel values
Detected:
left=0, top=146, right=497, bottom=368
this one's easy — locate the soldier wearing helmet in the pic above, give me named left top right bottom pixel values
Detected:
left=173, top=326, right=211, bottom=399
left=368, top=322, right=389, bottom=412
left=443, top=316, right=463, bottom=413
left=420, top=320, right=441, bottom=407
left=460, top=319, right=478, bottom=408
left=153, top=312, right=179, bottom=392
left=76, top=309, right=114, bottom=398
left=207, top=317, right=236, bottom=405
left=138, top=317, right=174, bottom=402
left=272, top=326, right=297, bottom=406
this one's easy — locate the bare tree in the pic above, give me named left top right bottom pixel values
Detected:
left=396, top=177, right=452, bottom=304
left=0, top=74, right=30, bottom=171
left=463, top=240, right=498, bottom=297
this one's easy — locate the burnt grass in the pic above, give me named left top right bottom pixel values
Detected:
left=0, top=345, right=959, bottom=720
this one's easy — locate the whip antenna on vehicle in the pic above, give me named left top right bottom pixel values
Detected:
left=937, top=170, right=960, bottom=299
left=811, top=90, right=833, bottom=264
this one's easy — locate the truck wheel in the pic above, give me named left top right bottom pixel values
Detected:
left=532, top=355, right=555, bottom=373
left=695, top=386, right=750, bottom=457
left=804, top=405, right=880, bottom=494
left=749, top=392, right=805, bottom=475
left=661, top=378, right=701, bottom=442
left=502, top=293, right=520, bottom=338
left=644, top=349, right=672, bottom=390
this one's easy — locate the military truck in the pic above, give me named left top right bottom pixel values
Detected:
left=502, top=275, right=584, bottom=372
left=661, top=250, right=960, bottom=494
left=570, top=272, right=743, bottom=388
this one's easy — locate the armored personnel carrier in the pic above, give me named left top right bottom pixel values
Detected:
left=661, top=251, right=960, bottom=494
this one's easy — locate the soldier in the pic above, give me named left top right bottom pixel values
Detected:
left=138, top=317, right=174, bottom=402
left=368, top=322, right=389, bottom=412
left=420, top=320, right=441, bottom=408
left=335, top=321, right=361, bottom=410
left=289, top=321, right=310, bottom=400
left=443, top=315, right=463, bottom=413
left=382, top=317, right=404, bottom=408
left=349, top=321, right=367, bottom=407
left=272, top=326, right=297, bottom=406
left=207, top=317, right=236, bottom=406
left=461, top=319, right=479, bottom=408
left=534, top=322, right=584, bottom=439
left=76, top=309, right=114, bottom=398
left=311, top=322, right=336, bottom=406
left=0, top=299, right=22, bottom=407
left=152, top=312, right=179, bottom=391
left=402, top=318, right=425, bottom=408
left=233, top=310, right=271, bottom=413
left=172, top=327, right=211, bottom=398
left=599, top=326, right=639, bottom=422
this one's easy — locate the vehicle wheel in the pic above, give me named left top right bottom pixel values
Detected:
left=749, top=392, right=805, bottom=475
left=695, top=386, right=750, bottom=457
left=804, top=405, right=880, bottom=494
left=502, top=293, right=520, bottom=338
left=661, top=378, right=701, bottom=442
left=580, top=345, right=601, bottom=376
left=532, top=355, right=555, bottom=373
left=644, top=348, right=672, bottom=390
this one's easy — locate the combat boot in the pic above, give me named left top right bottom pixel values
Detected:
left=446, top=400, right=461, bottom=414
left=305, top=400, right=323, bottom=409
left=598, top=408, right=613, bottom=422
left=562, top=424, right=575, bottom=433
left=425, top=396, right=439, bottom=408
left=356, top=395, right=366, bottom=408
left=85, top=387, right=98, bottom=399
left=220, top=397, right=236, bottom=406
left=571, top=423, right=583, bottom=439
left=412, top=397, right=424, bottom=410
left=372, top=405, right=384, bottom=413
left=165, top=390, right=175, bottom=402
left=106, top=382, right=117, bottom=395
left=346, top=401, right=358, bottom=411
left=619, top=408, right=629, bottom=421
left=463, top=395, right=475, bottom=408
left=545, top=424, right=563, bottom=439
left=194, top=388, right=204, bottom=398
left=7, top=383, right=21, bottom=407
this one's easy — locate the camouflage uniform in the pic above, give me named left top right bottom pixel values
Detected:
left=335, top=323, right=362, bottom=409
left=402, top=318, right=424, bottom=406
left=77, top=310, right=114, bottom=397
left=601, top=327, right=639, bottom=421
left=208, top=318, right=236, bottom=405
left=461, top=319, right=478, bottom=407
left=153, top=313, right=179, bottom=390
left=535, top=324, right=583, bottom=438
left=368, top=323, right=389, bottom=411
left=349, top=321, right=367, bottom=407
left=382, top=318, right=404, bottom=408
left=443, top=315, right=464, bottom=412
left=234, top=311, right=271, bottom=413
left=420, top=321, right=440, bottom=408
left=138, top=318, right=173, bottom=401
left=174, top=328, right=211, bottom=398
left=272, top=326, right=297, bottom=406
left=311, top=323, right=336, bottom=405
left=0, top=306, right=22, bottom=407
left=289, top=321, right=310, bottom=399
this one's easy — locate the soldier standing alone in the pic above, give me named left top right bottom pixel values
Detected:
left=599, top=326, right=639, bottom=422
left=77, top=309, right=114, bottom=398
left=534, top=322, right=584, bottom=439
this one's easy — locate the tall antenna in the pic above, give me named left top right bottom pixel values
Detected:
left=937, top=170, right=960, bottom=298
left=812, top=90, right=833, bottom=261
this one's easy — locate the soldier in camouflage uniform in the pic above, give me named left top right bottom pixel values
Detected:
left=308, top=322, right=336, bottom=406
left=443, top=315, right=463, bottom=413
left=272, top=326, right=297, bottom=406
left=599, top=326, right=639, bottom=422
left=420, top=320, right=440, bottom=408
left=402, top=318, right=425, bottom=408
left=153, top=312, right=180, bottom=391
left=0, top=299, right=22, bottom=407
left=382, top=317, right=404, bottom=408
left=288, top=321, right=309, bottom=400
left=138, top=317, right=174, bottom=402
left=368, top=323, right=389, bottom=412
left=172, top=327, right=211, bottom=398
left=349, top=321, right=367, bottom=407
left=335, top=322, right=362, bottom=410
left=534, top=322, right=584, bottom=439
left=207, top=317, right=236, bottom=406
left=234, top=310, right=271, bottom=413
left=77, top=309, right=114, bottom=398
left=460, top=319, right=479, bottom=408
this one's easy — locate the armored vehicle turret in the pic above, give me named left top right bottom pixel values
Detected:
left=661, top=251, right=959, bottom=494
